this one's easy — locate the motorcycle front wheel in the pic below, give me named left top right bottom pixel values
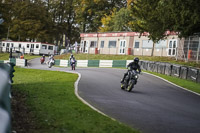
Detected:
left=126, top=80, right=134, bottom=92
left=49, top=63, right=52, bottom=68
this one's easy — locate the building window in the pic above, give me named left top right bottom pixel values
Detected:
left=108, top=41, right=116, bottom=48
left=42, top=45, right=47, bottom=49
left=27, top=44, right=29, bottom=48
left=19, top=44, right=21, bottom=48
left=31, top=44, right=34, bottom=48
left=155, top=40, right=167, bottom=48
left=100, top=41, right=104, bottom=48
left=134, top=41, right=140, bottom=48
left=36, top=44, right=39, bottom=48
left=168, top=40, right=177, bottom=56
left=90, top=41, right=97, bottom=48
left=142, top=40, right=153, bottom=48
left=3, top=43, right=5, bottom=47
left=48, top=46, right=53, bottom=50
left=11, top=43, right=14, bottom=47
left=7, top=43, right=10, bottom=47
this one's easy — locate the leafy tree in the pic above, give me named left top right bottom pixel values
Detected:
left=130, top=0, right=200, bottom=41
left=100, top=8, right=135, bottom=32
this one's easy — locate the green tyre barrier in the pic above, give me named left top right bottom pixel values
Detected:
left=112, top=60, right=126, bottom=68
left=88, top=60, right=100, bottom=67
left=55, top=60, right=60, bottom=66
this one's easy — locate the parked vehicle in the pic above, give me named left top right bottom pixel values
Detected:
left=121, top=67, right=139, bottom=92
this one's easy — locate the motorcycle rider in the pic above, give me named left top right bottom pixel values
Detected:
left=69, top=54, right=76, bottom=70
left=48, top=55, right=54, bottom=63
left=121, top=57, right=141, bottom=84
left=42, top=54, right=45, bottom=60
left=40, top=54, right=45, bottom=64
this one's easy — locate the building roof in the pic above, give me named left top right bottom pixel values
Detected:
left=80, top=31, right=178, bottom=38
left=1, top=40, right=55, bottom=45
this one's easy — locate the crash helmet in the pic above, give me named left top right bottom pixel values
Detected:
left=71, top=54, right=73, bottom=57
left=51, top=55, right=54, bottom=58
left=134, top=57, right=139, bottom=63
left=43, top=55, right=45, bottom=57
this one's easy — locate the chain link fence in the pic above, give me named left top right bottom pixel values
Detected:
left=177, top=36, right=200, bottom=63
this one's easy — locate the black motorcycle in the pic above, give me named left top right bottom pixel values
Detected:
left=121, top=68, right=139, bottom=92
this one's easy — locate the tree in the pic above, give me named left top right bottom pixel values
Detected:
left=130, top=0, right=200, bottom=40
left=100, top=8, right=135, bottom=32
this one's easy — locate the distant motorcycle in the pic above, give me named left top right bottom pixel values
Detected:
left=121, top=67, right=139, bottom=92
left=40, top=57, right=45, bottom=64
left=72, top=63, right=76, bottom=70
left=47, top=58, right=55, bottom=68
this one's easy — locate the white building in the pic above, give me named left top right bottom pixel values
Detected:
left=80, top=31, right=180, bottom=57
left=0, top=41, right=56, bottom=55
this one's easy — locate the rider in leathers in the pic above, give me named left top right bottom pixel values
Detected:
left=121, top=57, right=141, bottom=84
left=69, top=54, right=76, bottom=70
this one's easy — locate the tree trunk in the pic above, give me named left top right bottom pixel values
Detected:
left=151, top=42, right=155, bottom=56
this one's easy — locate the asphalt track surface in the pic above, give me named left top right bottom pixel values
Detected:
left=29, top=58, right=200, bottom=133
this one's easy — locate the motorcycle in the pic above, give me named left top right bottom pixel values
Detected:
left=40, top=57, right=45, bottom=64
left=70, top=58, right=76, bottom=70
left=47, top=58, right=55, bottom=68
left=71, top=63, right=75, bottom=70
left=121, top=67, right=139, bottom=92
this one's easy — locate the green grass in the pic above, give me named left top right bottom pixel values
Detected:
left=12, top=67, right=139, bottom=133
left=144, top=70, right=200, bottom=94
left=0, top=53, right=10, bottom=60
left=0, top=53, right=40, bottom=60
left=55, top=53, right=200, bottom=68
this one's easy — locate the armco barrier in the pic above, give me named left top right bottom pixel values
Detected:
left=187, top=67, right=198, bottom=82
left=180, top=66, right=188, bottom=79
left=153, top=62, right=159, bottom=73
left=0, top=63, right=12, bottom=133
left=197, top=69, right=200, bottom=83
left=141, top=61, right=148, bottom=70
left=165, top=63, right=172, bottom=76
left=171, top=65, right=181, bottom=78
left=157, top=62, right=166, bottom=74
left=147, top=61, right=155, bottom=72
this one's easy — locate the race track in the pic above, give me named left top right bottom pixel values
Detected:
left=29, top=58, right=200, bottom=133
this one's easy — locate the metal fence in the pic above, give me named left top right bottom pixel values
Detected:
left=177, top=36, right=200, bottom=63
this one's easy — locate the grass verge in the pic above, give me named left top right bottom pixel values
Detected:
left=0, top=53, right=40, bottom=60
left=12, top=67, right=139, bottom=133
left=143, top=70, right=200, bottom=94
